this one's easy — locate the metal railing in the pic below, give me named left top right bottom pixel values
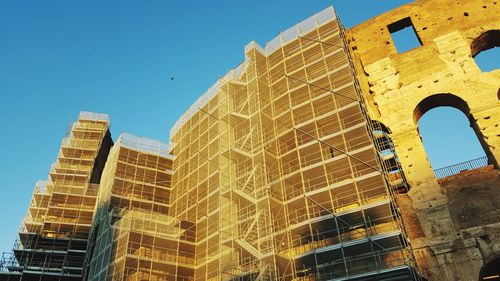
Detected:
left=433, top=156, right=489, bottom=179
left=0, top=252, right=20, bottom=272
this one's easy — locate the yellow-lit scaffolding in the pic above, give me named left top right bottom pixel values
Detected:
left=169, top=6, right=419, bottom=281
left=0, top=6, right=423, bottom=281
left=85, top=133, right=195, bottom=281
left=10, top=112, right=112, bottom=281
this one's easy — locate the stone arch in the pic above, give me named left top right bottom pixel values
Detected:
left=413, top=93, right=470, bottom=124
left=470, top=30, right=500, bottom=58
left=471, top=30, right=500, bottom=72
left=371, top=119, right=392, bottom=134
left=478, top=255, right=500, bottom=281
left=413, top=93, right=495, bottom=169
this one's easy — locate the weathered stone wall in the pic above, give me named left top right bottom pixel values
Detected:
left=347, top=0, right=500, bottom=280
left=397, top=166, right=500, bottom=280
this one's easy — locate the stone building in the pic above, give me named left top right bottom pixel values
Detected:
left=347, top=0, right=500, bottom=280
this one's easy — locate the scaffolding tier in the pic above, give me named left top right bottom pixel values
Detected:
left=0, top=112, right=112, bottom=281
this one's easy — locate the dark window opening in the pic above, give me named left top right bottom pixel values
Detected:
left=388, top=17, right=422, bottom=53
left=471, top=30, right=500, bottom=72
left=479, top=256, right=500, bottom=281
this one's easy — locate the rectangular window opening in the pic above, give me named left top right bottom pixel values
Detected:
left=388, top=17, right=422, bottom=53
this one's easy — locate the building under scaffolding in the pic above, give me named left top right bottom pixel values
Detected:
left=84, top=133, right=195, bottom=281
left=0, top=112, right=112, bottom=281
left=0, top=5, right=422, bottom=281
left=168, top=7, right=419, bottom=280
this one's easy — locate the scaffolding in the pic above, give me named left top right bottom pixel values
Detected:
left=0, top=112, right=112, bottom=281
left=0, top=6, right=423, bottom=281
left=85, top=133, right=195, bottom=281
left=169, top=6, right=419, bottom=281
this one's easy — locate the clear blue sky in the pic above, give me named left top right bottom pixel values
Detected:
left=0, top=1, right=497, bottom=255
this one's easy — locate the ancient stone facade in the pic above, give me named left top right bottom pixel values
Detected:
left=347, top=0, right=500, bottom=280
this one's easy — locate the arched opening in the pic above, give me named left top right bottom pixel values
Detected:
left=414, top=94, right=492, bottom=178
left=371, top=120, right=409, bottom=192
left=479, top=256, right=500, bottom=281
left=471, top=30, right=500, bottom=72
